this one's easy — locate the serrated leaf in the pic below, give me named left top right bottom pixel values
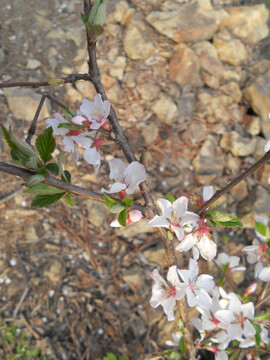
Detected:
left=24, top=183, right=65, bottom=195
left=255, top=222, right=266, bottom=237
left=27, top=175, right=45, bottom=187
left=215, top=217, right=243, bottom=228
left=31, top=193, right=65, bottom=208
left=45, top=163, right=59, bottom=175
left=121, top=196, right=133, bottom=207
left=48, top=78, right=65, bottom=86
left=164, top=193, right=175, bottom=203
left=118, top=208, right=128, bottom=226
left=65, top=193, right=75, bottom=206
left=104, top=194, right=118, bottom=208
left=211, top=211, right=234, bottom=222
left=110, top=204, right=125, bottom=213
left=35, top=127, right=56, bottom=163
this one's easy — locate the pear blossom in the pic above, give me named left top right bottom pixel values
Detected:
left=176, top=219, right=217, bottom=261
left=110, top=210, right=143, bottom=227
left=150, top=266, right=186, bottom=321
left=215, top=253, right=246, bottom=274
left=101, top=159, right=146, bottom=196
left=148, top=197, right=200, bottom=241
left=75, top=94, right=111, bottom=130
left=178, top=259, right=214, bottom=309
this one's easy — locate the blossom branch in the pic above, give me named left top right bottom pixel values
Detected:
left=0, top=73, right=90, bottom=89
left=196, top=150, right=270, bottom=216
left=26, top=94, right=47, bottom=144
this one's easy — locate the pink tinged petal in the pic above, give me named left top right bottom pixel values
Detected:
left=195, top=289, right=212, bottom=309
left=110, top=219, right=121, bottom=227
left=71, top=115, right=86, bottom=125
left=189, top=258, right=199, bottom=280
left=101, top=182, right=126, bottom=194
left=129, top=210, right=143, bottom=223
left=197, top=235, right=217, bottom=261
left=259, top=267, right=270, bottom=282
left=173, top=196, right=188, bottom=218
left=243, top=319, right=256, bottom=338
left=201, top=318, right=215, bottom=331
left=157, top=198, right=173, bottom=218
left=186, top=287, right=197, bottom=308
left=46, top=116, right=69, bottom=136
left=203, top=186, right=213, bottom=201
left=171, top=226, right=185, bottom=241
left=151, top=269, right=167, bottom=287
left=176, top=233, right=196, bottom=252
left=123, top=161, right=146, bottom=194
left=148, top=215, right=170, bottom=228
left=215, top=310, right=235, bottom=325
left=89, top=118, right=107, bottom=130
left=197, top=274, right=214, bottom=292
left=109, top=158, right=126, bottom=182
left=83, top=147, right=101, bottom=165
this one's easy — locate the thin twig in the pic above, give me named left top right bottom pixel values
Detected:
left=26, top=94, right=46, bottom=144
left=0, top=73, right=90, bottom=89
left=196, top=150, right=270, bottom=216
left=45, top=92, right=67, bottom=109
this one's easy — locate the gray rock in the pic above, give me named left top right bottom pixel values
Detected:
left=192, top=135, right=225, bottom=175
left=85, top=200, right=107, bottom=227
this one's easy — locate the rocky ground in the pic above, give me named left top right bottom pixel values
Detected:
left=0, top=0, right=270, bottom=359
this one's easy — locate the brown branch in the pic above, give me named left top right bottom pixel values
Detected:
left=0, top=73, right=90, bottom=89
left=0, top=161, right=146, bottom=214
left=196, top=150, right=270, bottom=216
left=26, top=94, right=46, bottom=144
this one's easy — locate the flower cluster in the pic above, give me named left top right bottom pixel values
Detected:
left=46, top=94, right=110, bottom=173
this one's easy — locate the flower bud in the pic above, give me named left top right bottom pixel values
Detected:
left=88, top=0, right=107, bottom=26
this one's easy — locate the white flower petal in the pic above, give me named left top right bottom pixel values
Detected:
left=203, top=186, right=213, bottom=201
left=148, top=215, right=170, bottom=228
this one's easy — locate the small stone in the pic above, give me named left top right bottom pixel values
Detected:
left=108, top=56, right=127, bottom=81
left=139, top=123, right=159, bottom=145
left=3, top=88, right=51, bottom=122
left=151, top=94, right=178, bottom=123
left=254, top=186, right=270, bottom=215
left=169, top=44, right=202, bottom=89
left=44, top=260, right=63, bottom=283
left=124, top=17, right=155, bottom=60
left=85, top=200, right=107, bottom=228
left=220, top=82, right=242, bottom=103
left=213, top=29, right=247, bottom=66
left=230, top=131, right=256, bottom=157
left=246, top=117, right=261, bottom=136
left=146, top=0, right=226, bottom=43
left=192, top=135, right=225, bottom=175
left=226, top=154, right=241, bottom=175
left=137, top=82, right=160, bottom=102
left=220, top=4, right=269, bottom=45
left=26, top=59, right=42, bottom=69
left=243, top=69, right=270, bottom=138
left=229, top=181, right=248, bottom=202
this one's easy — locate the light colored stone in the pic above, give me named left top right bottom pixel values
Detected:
left=146, top=0, right=227, bottom=43
left=169, top=44, right=202, bottom=89
left=192, top=135, right=225, bottom=175
left=107, top=0, right=131, bottom=24
left=246, top=117, right=261, bottom=136
left=137, top=82, right=160, bottom=101
left=220, top=4, right=269, bottom=44
left=115, top=219, right=155, bottom=238
left=44, top=260, right=63, bottom=283
left=26, top=59, right=42, bottom=70
left=3, top=88, right=51, bottom=122
left=243, top=69, right=270, bottom=138
left=139, top=123, right=159, bottom=145
left=151, top=94, right=178, bottom=123
left=229, top=181, right=248, bottom=202
left=213, top=29, right=247, bottom=66
left=220, top=82, right=242, bottom=103
left=226, top=154, right=241, bottom=175
left=108, top=56, right=127, bottom=80
left=254, top=186, right=270, bottom=215
left=85, top=200, right=107, bottom=227
left=124, top=17, right=155, bottom=60
left=230, top=131, right=256, bottom=157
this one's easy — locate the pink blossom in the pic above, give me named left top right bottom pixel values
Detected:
left=150, top=266, right=186, bottom=321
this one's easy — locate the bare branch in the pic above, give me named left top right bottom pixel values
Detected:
left=26, top=94, right=47, bottom=144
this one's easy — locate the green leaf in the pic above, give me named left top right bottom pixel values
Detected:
left=58, top=153, right=70, bottom=183
left=88, top=0, right=106, bottom=26
left=48, top=78, right=65, bottom=86
left=86, top=23, right=103, bottom=41
left=65, top=193, right=75, bottom=206
left=118, top=208, right=128, bottom=226
left=255, top=222, right=266, bottom=237
left=45, top=163, right=59, bottom=176
left=27, top=175, right=45, bottom=187
left=81, top=13, right=88, bottom=24
left=24, top=183, right=65, bottom=195
left=57, top=123, right=82, bottom=130
left=253, top=312, right=270, bottom=321
left=63, top=170, right=71, bottom=183
left=25, top=155, right=41, bottom=170
left=211, top=211, right=235, bottom=222
left=63, top=108, right=76, bottom=121
left=121, top=197, right=133, bottom=207
left=210, top=211, right=243, bottom=227
left=210, top=219, right=217, bottom=228
left=104, top=194, right=118, bottom=208
left=31, top=193, right=65, bottom=208
left=103, top=353, right=117, bottom=360
left=32, top=348, right=41, bottom=356
left=164, top=193, right=175, bottom=203
left=255, top=332, right=261, bottom=347
left=229, top=351, right=238, bottom=360
left=266, top=226, right=270, bottom=240
left=110, top=204, right=125, bottom=213
left=179, top=336, right=185, bottom=355
left=118, top=357, right=127, bottom=360
left=35, top=127, right=56, bottom=163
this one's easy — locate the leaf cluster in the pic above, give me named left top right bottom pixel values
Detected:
left=104, top=195, right=133, bottom=226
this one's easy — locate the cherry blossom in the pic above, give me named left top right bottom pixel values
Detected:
left=101, top=159, right=146, bottom=196
left=148, top=197, right=200, bottom=241
left=242, top=239, right=269, bottom=281
left=150, top=266, right=186, bottom=321
left=176, top=219, right=217, bottom=261
left=110, top=210, right=142, bottom=227
left=215, top=253, right=246, bottom=274
left=75, top=94, right=111, bottom=130
left=178, top=259, right=214, bottom=309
